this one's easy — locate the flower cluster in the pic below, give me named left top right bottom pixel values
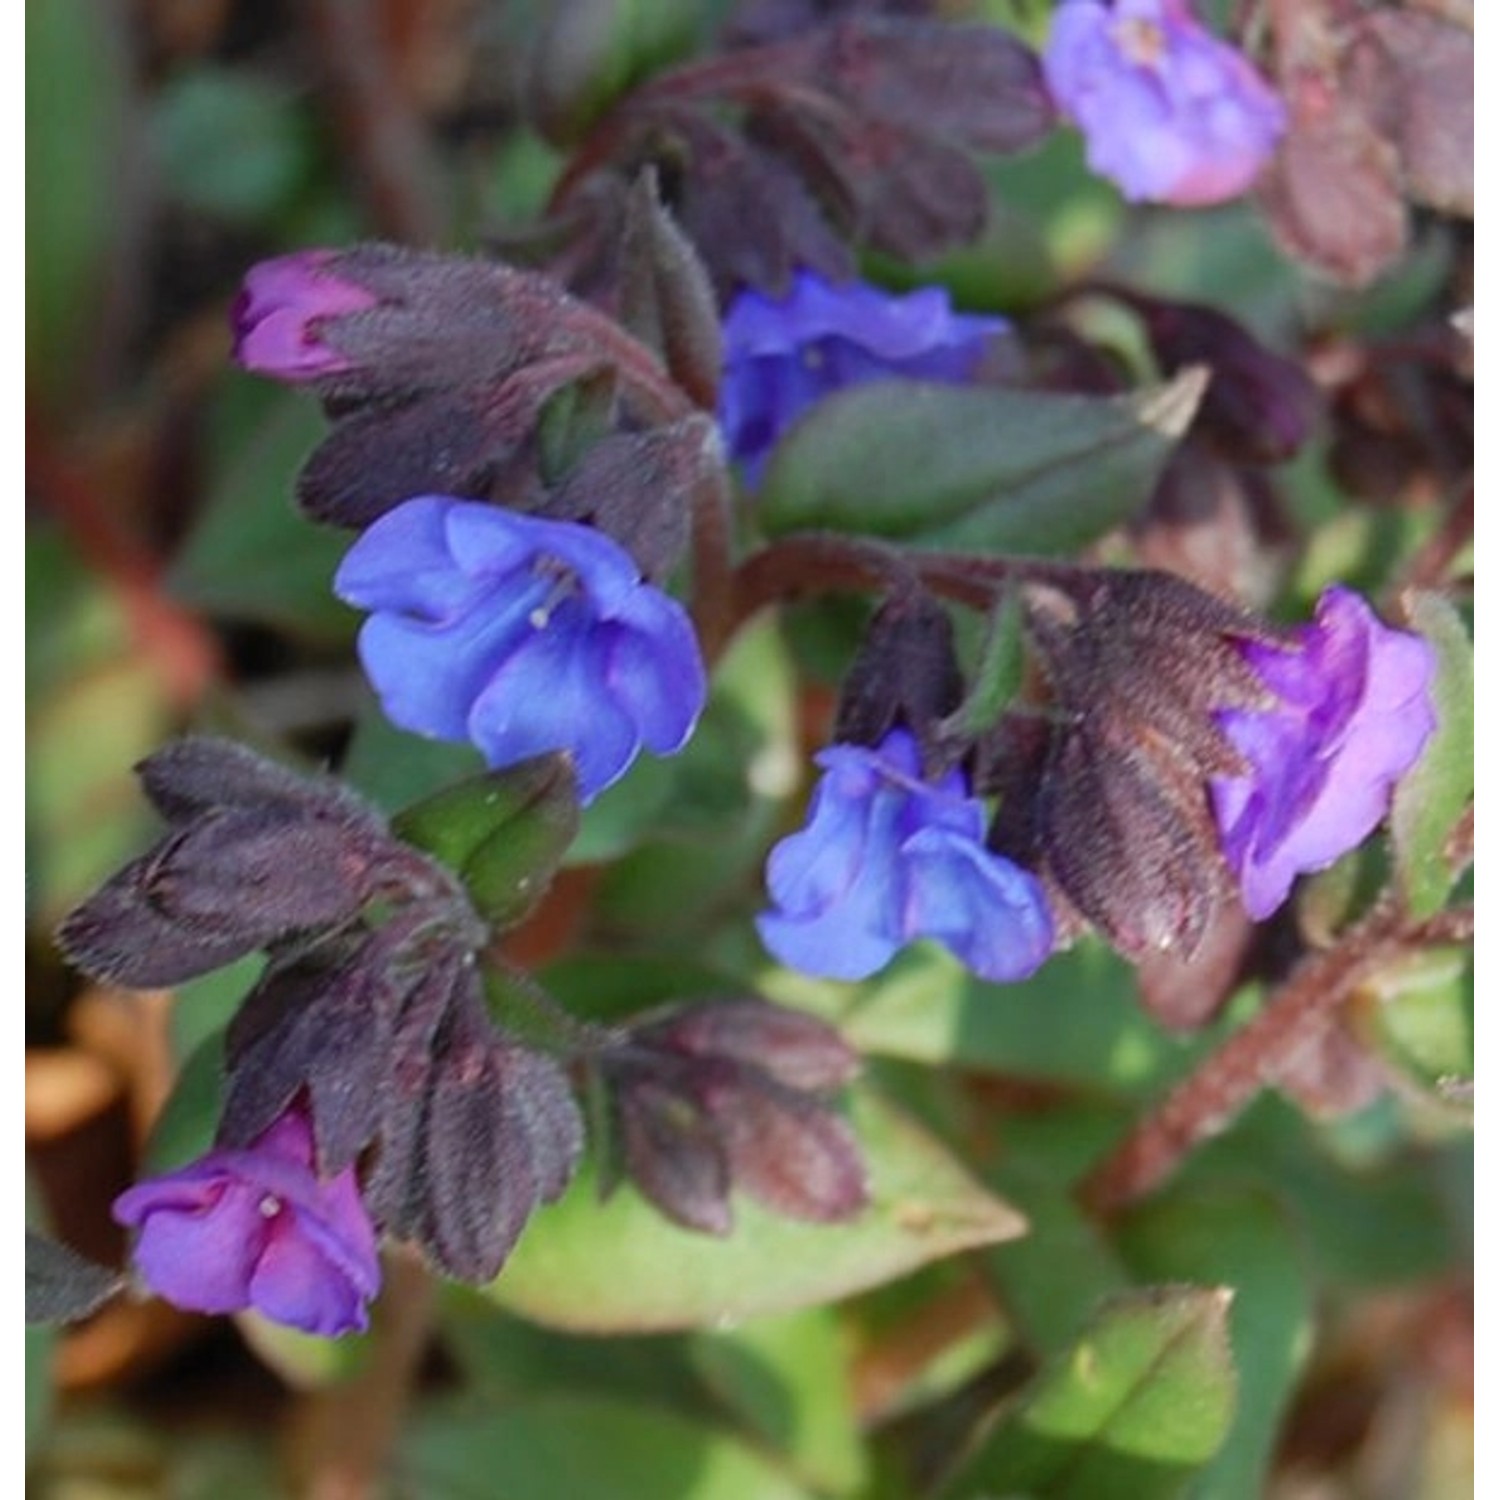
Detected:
left=599, top=999, right=867, bottom=1234
left=980, top=573, right=1437, bottom=962
left=61, top=742, right=585, bottom=1335
left=719, top=271, right=1008, bottom=481
left=1043, top=0, right=1286, bottom=206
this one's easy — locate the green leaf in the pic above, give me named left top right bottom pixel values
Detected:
left=690, top=1307, right=867, bottom=1494
left=234, top=1312, right=369, bottom=1389
left=1362, top=946, right=1474, bottom=1098
left=144, top=1031, right=227, bottom=1174
left=944, top=585, right=1026, bottom=738
left=940, top=1286, right=1237, bottom=1500
left=1190, top=1097, right=1459, bottom=1288
left=439, top=1287, right=711, bottom=1414
left=394, top=757, right=580, bottom=929
left=169, top=383, right=354, bottom=640
left=169, top=957, right=265, bottom=1065
left=339, top=702, right=484, bottom=814
left=759, top=369, right=1206, bottom=553
left=26, top=532, right=171, bottom=920
left=152, top=70, right=315, bottom=225
left=1390, top=592, right=1473, bottom=918
left=401, top=1394, right=811, bottom=1500
left=1116, top=1190, right=1313, bottom=1500
left=26, top=0, right=135, bottom=408
left=762, top=939, right=1206, bottom=1096
left=981, top=1107, right=1135, bottom=1357
left=487, top=1089, right=1026, bottom=1333
left=25, top=1319, right=53, bottom=1453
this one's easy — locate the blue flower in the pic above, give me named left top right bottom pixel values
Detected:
left=758, top=728, right=1054, bottom=983
left=335, top=497, right=707, bottom=804
left=1212, top=586, right=1437, bottom=920
left=718, top=272, right=1008, bottom=483
left=1043, top=0, right=1286, bottom=206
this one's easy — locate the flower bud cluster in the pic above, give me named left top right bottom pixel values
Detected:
left=60, top=741, right=584, bottom=1333
left=231, top=244, right=714, bottom=801
left=598, top=999, right=867, bottom=1235
left=986, top=571, right=1436, bottom=960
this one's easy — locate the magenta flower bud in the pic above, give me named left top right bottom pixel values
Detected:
left=1043, top=0, right=1286, bottom=206
left=1212, top=587, right=1438, bottom=920
left=113, top=1109, right=380, bottom=1337
left=231, top=251, right=378, bottom=382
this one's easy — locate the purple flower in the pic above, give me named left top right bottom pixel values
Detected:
left=113, top=1109, right=379, bottom=1337
left=758, top=728, right=1054, bottom=983
left=718, top=271, right=1007, bottom=482
left=231, top=251, right=377, bottom=382
left=1043, top=0, right=1286, bottom=206
left=334, top=497, right=707, bottom=804
left=1212, top=587, right=1438, bottom=920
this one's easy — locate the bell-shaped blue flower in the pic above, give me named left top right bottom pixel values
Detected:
left=758, top=728, right=1054, bottom=983
left=718, top=272, right=1008, bottom=484
left=335, top=497, right=707, bottom=804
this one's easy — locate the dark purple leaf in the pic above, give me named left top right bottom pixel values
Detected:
left=749, top=101, right=987, bottom=261
left=26, top=1231, right=123, bottom=1325
left=816, top=17, right=1055, bottom=155
left=1126, top=294, right=1319, bottom=465
left=833, top=590, right=964, bottom=754
left=618, top=170, right=724, bottom=411
left=646, top=998, right=861, bottom=1093
left=709, top=1074, right=869, bottom=1222
left=542, top=418, right=713, bottom=580
left=1255, top=9, right=1408, bottom=287
left=221, top=938, right=403, bottom=1172
left=614, top=1071, right=733, bottom=1235
left=1041, top=724, right=1228, bottom=961
left=1134, top=900, right=1255, bottom=1032
left=1360, top=9, right=1473, bottom=216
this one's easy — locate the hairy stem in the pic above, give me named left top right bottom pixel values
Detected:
left=729, top=532, right=1092, bottom=630
left=1081, top=897, right=1474, bottom=1213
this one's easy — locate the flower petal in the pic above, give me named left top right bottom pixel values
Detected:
left=127, top=1182, right=268, bottom=1315
left=465, top=612, right=639, bottom=800
left=249, top=1217, right=372, bottom=1336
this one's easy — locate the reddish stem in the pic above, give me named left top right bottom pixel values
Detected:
left=27, top=414, right=220, bottom=707
left=729, top=532, right=1092, bottom=631
left=306, top=0, right=447, bottom=244
left=1082, top=899, right=1474, bottom=1214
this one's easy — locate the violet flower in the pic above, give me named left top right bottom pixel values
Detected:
left=1212, top=586, right=1438, bottom=920
left=718, top=271, right=1007, bottom=482
left=113, top=1109, right=379, bottom=1337
left=334, top=497, right=706, bottom=804
left=231, top=250, right=377, bottom=382
left=758, top=728, right=1054, bottom=982
left=1043, top=0, right=1286, bottom=206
